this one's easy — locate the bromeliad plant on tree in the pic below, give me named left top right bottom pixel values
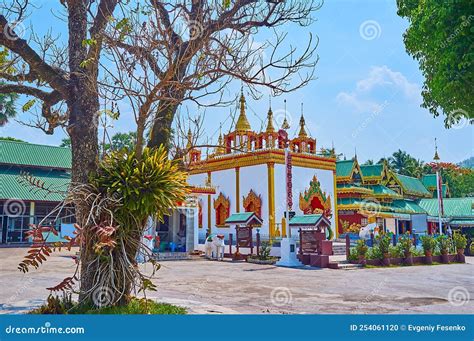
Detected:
left=19, top=146, right=188, bottom=308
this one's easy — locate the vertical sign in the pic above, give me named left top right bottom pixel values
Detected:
left=286, top=150, right=293, bottom=210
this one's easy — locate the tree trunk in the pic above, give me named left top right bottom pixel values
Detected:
left=147, top=100, right=178, bottom=150
left=66, top=0, right=101, bottom=303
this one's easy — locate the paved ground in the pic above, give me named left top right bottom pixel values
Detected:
left=0, top=247, right=473, bottom=314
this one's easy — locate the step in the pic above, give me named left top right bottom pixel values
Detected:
left=328, top=260, right=363, bottom=270
left=154, top=252, right=191, bottom=261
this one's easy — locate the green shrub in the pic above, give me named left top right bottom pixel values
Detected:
left=436, top=235, right=452, bottom=254
left=377, top=234, right=391, bottom=256
left=398, top=233, right=414, bottom=255
left=30, top=296, right=186, bottom=315
left=453, top=232, right=467, bottom=251
left=258, top=241, right=273, bottom=260
left=348, top=247, right=358, bottom=261
left=355, top=239, right=368, bottom=256
left=420, top=235, right=436, bottom=253
left=366, top=246, right=383, bottom=260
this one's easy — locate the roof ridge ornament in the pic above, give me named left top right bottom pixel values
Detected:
left=281, top=99, right=290, bottom=130
left=298, top=103, right=307, bottom=138
left=235, top=87, right=252, bottom=132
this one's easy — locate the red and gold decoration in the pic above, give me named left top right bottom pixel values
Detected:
left=299, top=175, right=333, bottom=218
left=243, top=189, right=262, bottom=217
left=213, top=192, right=230, bottom=227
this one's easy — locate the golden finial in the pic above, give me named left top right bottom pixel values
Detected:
left=186, top=127, right=192, bottom=149
left=266, top=99, right=275, bottom=133
left=433, top=138, right=440, bottom=161
left=235, top=87, right=251, bottom=132
left=281, top=99, right=290, bottom=130
left=298, top=103, right=307, bottom=137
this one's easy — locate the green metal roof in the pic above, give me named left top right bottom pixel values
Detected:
left=366, top=184, right=400, bottom=197
left=0, top=168, right=70, bottom=201
left=418, top=198, right=474, bottom=218
left=225, top=212, right=262, bottom=224
left=360, top=164, right=383, bottom=178
left=450, top=220, right=474, bottom=226
left=0, top=140, right=72, bottom=169
left=391, top=200, right=426, bottom=214
left=394, top=173, right=431, bottom=197
left=289, top=214, right=323, bottom=226
left=335, top=160, right=354, bottom=177
left=421, top=174, right=437, bottom=188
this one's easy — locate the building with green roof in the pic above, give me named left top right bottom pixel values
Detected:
left=0, top=140, right=73, bottom=244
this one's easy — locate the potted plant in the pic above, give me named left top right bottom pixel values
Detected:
left=355, top=239, right=368, bottom=265
left=399, top=233, right=414, bottom=265
left=437, top=235, right=451, bottom=264
left=453, top=232, right=467, bottom=263
left=377, top=234, right=391, bottom=266
left=420, top=235, right=436, bottom=264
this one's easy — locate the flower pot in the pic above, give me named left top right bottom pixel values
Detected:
left=358, top=255, right=366, bottom=266
left=456, top=249, right=466, bottom=263
left=424, top=251, right=433, bottom=265
left=441, top=253, right=449, bottom=264
left=404, top=253, right=413, bottom=266
left=382, top=253, right=390, bottom=266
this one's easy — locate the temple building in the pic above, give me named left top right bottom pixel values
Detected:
left=334, top=155, right=466, bottom=237
left=187, top=91, right=338, bottom=241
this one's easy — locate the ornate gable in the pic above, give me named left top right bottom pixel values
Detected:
left=299, top=175, right=333, bottom=218
left=243, top=189, right=262, bottom=217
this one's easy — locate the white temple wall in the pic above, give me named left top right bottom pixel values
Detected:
left=274, top=164, right=336, bottom=238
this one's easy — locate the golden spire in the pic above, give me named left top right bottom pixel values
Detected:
left=186, top=127, right=193, bottom=149
left=266, top=106, right=275, bottom=133
left=281, top=99, right=290, bottom=130
left=235, top=88, right=251, bottom=132
left=298, top=104, right=307, bottom=137
left=215, top=124, right=225, bottom=154
left=433, top=138, right=440, bottom=161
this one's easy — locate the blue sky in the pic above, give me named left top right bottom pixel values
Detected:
left=1, top=0, right=472, bottom=164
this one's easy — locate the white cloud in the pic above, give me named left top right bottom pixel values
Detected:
left=336, top=65, right=421, bottom=113
left=356, top=65, right=421, bottom=100
left=336, top=92, right=382, bottom=113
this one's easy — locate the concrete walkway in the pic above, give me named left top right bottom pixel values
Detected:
left=0, top=248, right=472, bottom=314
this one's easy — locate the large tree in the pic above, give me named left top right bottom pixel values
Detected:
left=397, top=0, right=474, bottom=127
left=103, top=0, right=320, bottom=153
left=0, top=0, right=119, bottom=302
left=1, top=1, right=320, bottom=306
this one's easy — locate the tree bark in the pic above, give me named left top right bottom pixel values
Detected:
left=147, top=99, right=180, bottom=150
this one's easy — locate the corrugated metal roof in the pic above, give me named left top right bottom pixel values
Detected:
left=289, top=214, right=323, bottom=225
left=418, top=198, right=474, bottom=218
left=225, top=212, right=262, bottom=224
left=0, top=140, right=72, bottom=169
left=360, top=164, right=383, bottom=177
left=366, top=184, right=400, bottom=197
left=391, top=200, right=426, bottom=214
left=335, top=160, right=354, bottom=177
left=395, top=173, right=431, bottom=197
left=0, top=167, right=70, bottom=201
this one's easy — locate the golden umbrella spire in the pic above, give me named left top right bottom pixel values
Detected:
left=235, top=87, right=251, bottom=132
left=433, top=138, right=440, bottom=161
left=298, top=103, right=307, bottom=137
